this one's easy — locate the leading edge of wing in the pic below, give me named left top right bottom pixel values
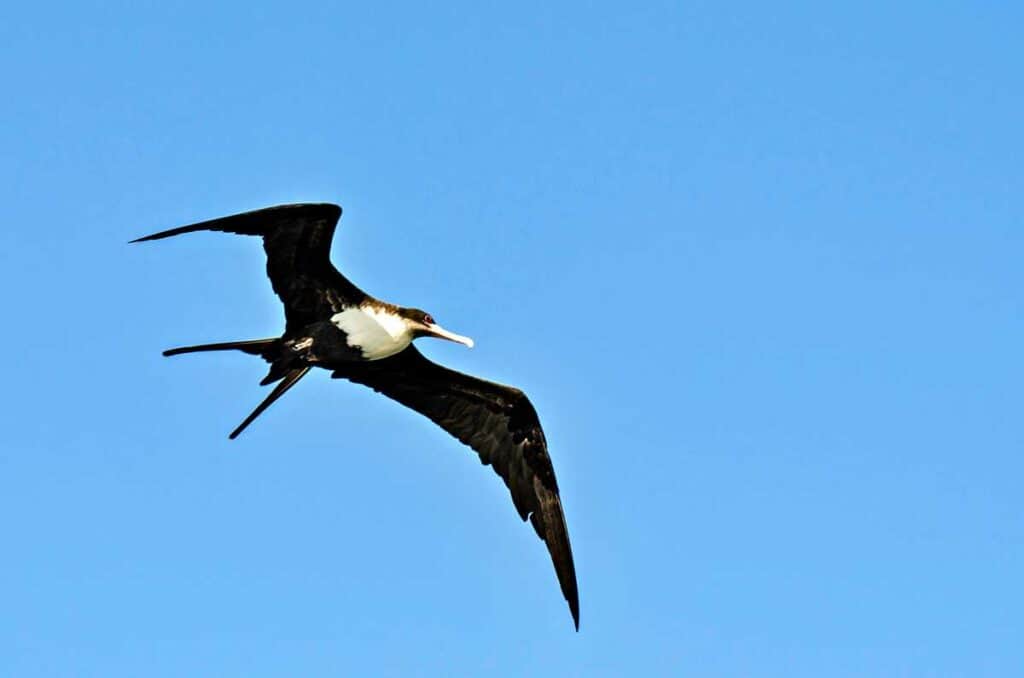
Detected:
left=129, top=203, right=341, bottom=243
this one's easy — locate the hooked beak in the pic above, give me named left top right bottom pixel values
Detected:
left=425, top=323, right=474, bottom=348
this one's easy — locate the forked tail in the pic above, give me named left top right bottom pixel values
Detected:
left=161, top=338, right=309, bottom=438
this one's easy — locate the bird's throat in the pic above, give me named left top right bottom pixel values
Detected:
left=331, top=305, right=411, bottom=360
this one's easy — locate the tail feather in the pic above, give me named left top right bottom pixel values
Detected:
left=260, top=363, right=292, bottom=386
left=163, top=339, right=278, bottom=359
left=229, top=366, right=311, bottom=439
left=160, top=338, right=308, bottom=438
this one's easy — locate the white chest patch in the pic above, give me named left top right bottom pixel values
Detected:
left=331, top=306, right=412, bottom=360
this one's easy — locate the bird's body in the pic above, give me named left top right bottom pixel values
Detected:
left=133, top=203, right=579, bottom=629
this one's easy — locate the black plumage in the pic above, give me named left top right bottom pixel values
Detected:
left=132, top=203, right=580, bottom=629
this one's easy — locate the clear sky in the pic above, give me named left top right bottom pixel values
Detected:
left=1, top=2, right=1021, bottom=676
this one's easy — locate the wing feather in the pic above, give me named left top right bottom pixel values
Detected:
left=132, top=203, right=365, bottom=328
left=332, top=347, right=580, bottom=629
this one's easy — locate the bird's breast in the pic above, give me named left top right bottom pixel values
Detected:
left=330, top=306, right=411, bottom=360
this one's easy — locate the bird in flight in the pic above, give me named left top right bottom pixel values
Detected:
left=132, top=203, right=579, bottom=629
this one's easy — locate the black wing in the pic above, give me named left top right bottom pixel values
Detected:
left=333, top=346, right=580, bottom=629
left=132, top=203, right=365, bottom=330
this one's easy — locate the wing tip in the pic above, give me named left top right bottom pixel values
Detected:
left=563, top=569, right=580, bottom=631
left=128, top=225, right=193, bottom=243
left=129, top=202, right=342, bottom=245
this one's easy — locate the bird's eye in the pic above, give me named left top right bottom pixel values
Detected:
left=423, top=314, right=435, bottom=325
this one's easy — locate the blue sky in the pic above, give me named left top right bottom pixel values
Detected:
left=1, top=2, right=1021, bottom=675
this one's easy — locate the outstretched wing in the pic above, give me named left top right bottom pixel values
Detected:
left=333, top=346, right=580, bottom=629
left=132, top=203, right=365, bottom=330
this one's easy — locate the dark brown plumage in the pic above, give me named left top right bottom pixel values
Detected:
left=334, top=346, right=579, bottom=628
left=133, top=203, right=580, bottom=629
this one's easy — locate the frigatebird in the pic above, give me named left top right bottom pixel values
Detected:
left=132, top=203, right=579, bottom=629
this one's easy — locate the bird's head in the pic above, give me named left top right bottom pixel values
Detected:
left=400, top=308, right=474, bottom=348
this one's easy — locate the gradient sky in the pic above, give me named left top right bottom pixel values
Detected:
left=2, top=2, right=1021, bottom=676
